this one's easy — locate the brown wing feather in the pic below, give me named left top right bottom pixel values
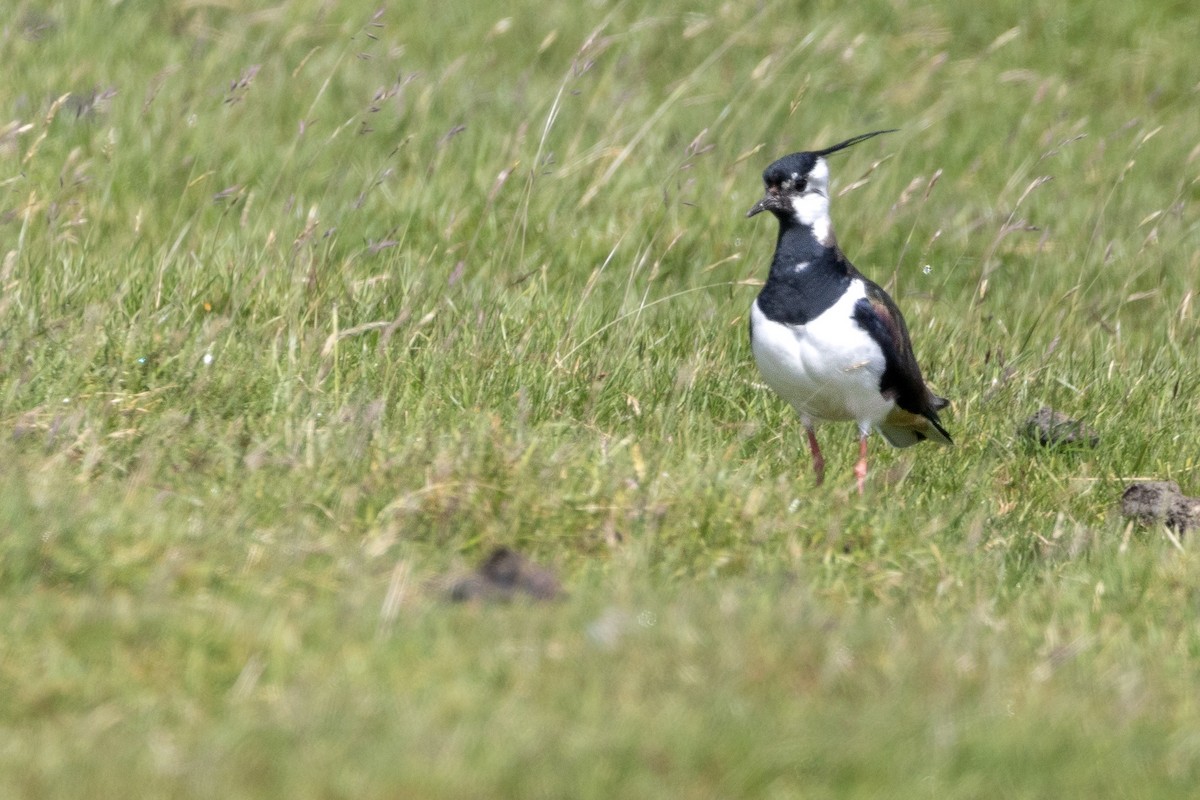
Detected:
left=865, top=286, right=943, bottom=409
left=839, top=250, right=951, bottom=444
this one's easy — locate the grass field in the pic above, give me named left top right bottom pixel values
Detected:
left=2, top=0, right=1199, bottom=796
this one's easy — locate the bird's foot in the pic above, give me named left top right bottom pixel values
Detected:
left=806, top=427, right=825, bottom=486
left=854, top=434, right=869, bottom=495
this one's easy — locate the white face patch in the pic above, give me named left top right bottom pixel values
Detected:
left=788, top=158, right=833, bottom=245
left=792, top=260, right=810, bottom=273
left=790, top=191, right=831, bottom=244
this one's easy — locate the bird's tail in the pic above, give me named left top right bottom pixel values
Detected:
left=877, top=401, right=953, bottom=448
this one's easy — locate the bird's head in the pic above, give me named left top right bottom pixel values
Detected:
left=746, top=130, right=896, bottom=238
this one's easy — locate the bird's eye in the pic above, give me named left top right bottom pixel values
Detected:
left=796, top=179, right=808, bottom=192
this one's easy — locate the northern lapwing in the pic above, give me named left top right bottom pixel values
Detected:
left=746, top=130, right=951, bottom=494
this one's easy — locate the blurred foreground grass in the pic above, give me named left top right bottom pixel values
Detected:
left=1, top=0, right=1199, bottom=796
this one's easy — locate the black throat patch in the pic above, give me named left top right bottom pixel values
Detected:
left=754, top=223, right=851, bottom=327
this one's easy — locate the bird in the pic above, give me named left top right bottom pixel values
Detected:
left=745, top=129, right=951, bottom=494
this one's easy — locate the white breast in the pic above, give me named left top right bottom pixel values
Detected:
left=750, top=278, right=893, bottom=427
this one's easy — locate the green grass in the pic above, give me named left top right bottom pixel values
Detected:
left=2, top=0, right=1199, bottom=796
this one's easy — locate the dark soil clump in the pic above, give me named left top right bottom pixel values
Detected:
left=448, top=547, right=564, bottom=603
left=1022, top=407, right=1099, bottom=447
left=1121, top=481, right=1200, bottom=535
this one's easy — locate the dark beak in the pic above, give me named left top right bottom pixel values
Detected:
left=746, top=189, right=783, bottom=218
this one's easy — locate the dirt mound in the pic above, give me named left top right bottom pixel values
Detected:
left=1121, top=481, right=1200, bottom=535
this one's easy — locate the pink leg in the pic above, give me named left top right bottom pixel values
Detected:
left=806, top=426, right=825, bottom=486
left=854, top=432, right=869, bottom=495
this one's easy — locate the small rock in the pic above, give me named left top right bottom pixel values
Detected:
left=448, top=547, right=564, bottom=603
left=1121, top=481, right=1200, bottom=535
left=1022, top=407, right=1099, bottom=447
left=586, top=607, right=634, bottom=649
